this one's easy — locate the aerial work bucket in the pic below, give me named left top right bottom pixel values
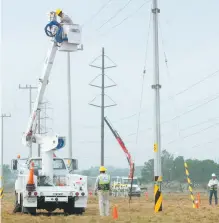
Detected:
left=58, top=24, right=81, bottom=52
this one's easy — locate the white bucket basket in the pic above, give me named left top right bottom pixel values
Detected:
left=58, top=24, right=81, bottom=52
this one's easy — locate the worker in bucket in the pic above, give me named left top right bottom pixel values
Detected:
left=56, top=9, right=73, bottom=25
left=208, top=173, right=219, bottom=205
left=94, top=166, right=111, bottom=216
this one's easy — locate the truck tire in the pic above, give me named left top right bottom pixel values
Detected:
left=13, top=193, right=21, bottom=213
left=74, top=208, right=83, bottom=215
left=20, top=195, right=36, bottom=216
left=45, top=207, right=56, bottom=213
left=64, top=198, right=75, bottom=215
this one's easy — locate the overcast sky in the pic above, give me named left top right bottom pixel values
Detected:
left=1, top=0, right=219, bottom=170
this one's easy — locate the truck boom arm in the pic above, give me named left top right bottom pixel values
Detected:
left=104, top=117, right=134, bottom=178
left=22, top=42, right=58, bottom=148
left=20, top=11, right=82, bottom=183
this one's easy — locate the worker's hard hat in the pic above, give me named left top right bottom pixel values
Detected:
left=99, top=166, right=106, bottom=172
left=56, top=9, right=62, bottom=15
left=212, top=173, right=216, bottom=177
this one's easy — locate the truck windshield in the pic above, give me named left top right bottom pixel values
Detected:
left=30, top=159, right=66, bottom=170
left=123, top=179, right=138, bottom=185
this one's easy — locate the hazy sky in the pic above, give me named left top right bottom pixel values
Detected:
left=1, top=0, right=219, bottom=170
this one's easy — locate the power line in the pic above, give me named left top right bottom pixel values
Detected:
left=128, top=91, right=219, bottom=136
left=168, top=69, right=219, bottom=100
left=162, top=92, right=219, bottom=125
left=183, top=122, right=219, bottom=140
left=158, top=20, right=169, bottom=75
left=191, top=137, right=219, bottom=149
left=180, top=116, right=219, bottom=132
left=97, top=0, right=134, bottom=31
left=127, top=69, right=219, bottom=121
left=135, top=5, right=152, bottom=144
left=165, top=121, right=219, bottom=146
left=82, top=0, right=113, bottom=27
left=71, top=113, right=137, bottom=130
left=109, top=0, right=151, bottom=30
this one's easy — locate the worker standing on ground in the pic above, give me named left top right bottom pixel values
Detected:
left=208, top=173, right=219, bottom=205
left=94, top=166, right=111, bottom=216
left=56, top=9, right=73, bottom=25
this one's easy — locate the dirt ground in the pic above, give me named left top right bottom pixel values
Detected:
left=1, top=192, right=219, bottom=223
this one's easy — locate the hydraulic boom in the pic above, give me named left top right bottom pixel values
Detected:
left=21, top=11, right=81, bottom=183
left=104, top=117, right=134, bottom=178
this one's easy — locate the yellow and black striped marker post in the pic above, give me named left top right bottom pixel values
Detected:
left=184, top=162, right=196, bottom=208
left=154, top=176, right=163, bottom=213
left=154, top=142, right=162, bottom=212
left=154, top=176, right=162, bottom=212
left=0, top=175, right=3, bottom=199
left=0, top=187, right=3, bottom=199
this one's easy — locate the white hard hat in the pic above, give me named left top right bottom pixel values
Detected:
left=212, top=173, right=216, bottom=177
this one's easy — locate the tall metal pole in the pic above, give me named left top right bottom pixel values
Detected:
left=101, top=47, right=105, bottom=166
left=29, top=88, right=32, bottom=114
left=89, top=48, right=117, bottom=166
left=19, top=84, right=37, bottom=158
left=37, top=109, right=41, bottom=157
left=67, top=52, right=73, bottom=159
left=152, top=0, right=162, bottom=212
left=0, top=114, right=11, bottom=199
left=0, top=116, right=3, bottom=198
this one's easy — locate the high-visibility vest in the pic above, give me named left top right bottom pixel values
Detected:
left=210, top=185, right=217, bottom=191
left=98, top=174, right=110, bottom=191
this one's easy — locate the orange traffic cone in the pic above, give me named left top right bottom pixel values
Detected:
left=197, top=192, right=201, bottom=205
left=145, top=192, right=149, bottom=200
left=195, top=199, right=199, bottom=208
left=112, top=205, right=118, bottom=220
left=26, top=162, right=35, bottom=192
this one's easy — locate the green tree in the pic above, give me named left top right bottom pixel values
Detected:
left=141, top=150, right=219, bottom=184
left=141, top=159, right=154, bottom=183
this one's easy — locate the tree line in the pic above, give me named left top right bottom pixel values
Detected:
left=140, top=150, right=219, bottom=184
left=80, top=150, right=219, bottom=185
left=3, top=150, right=219, bottom=191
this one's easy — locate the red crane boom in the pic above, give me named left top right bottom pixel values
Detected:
left=104, top=117, right=134, bottom=178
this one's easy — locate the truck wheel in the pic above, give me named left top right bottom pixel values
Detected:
left=46, top=207, right=56, bottom=213
left=64, top=198, right=75, bottom=215
left=13, top=193, right=21, bottom=213
left=24, top=207, right=36, bottom=216
left=20, top=195, right=36, bottom=216
left=74, top=208, right=83, bottom=215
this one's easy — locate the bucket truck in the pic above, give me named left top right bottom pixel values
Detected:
left=104, top=117, right=141, bottom=197
left=11, top=11, right=88, bottom=215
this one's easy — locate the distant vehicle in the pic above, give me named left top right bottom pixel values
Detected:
left=121, top=177, right=141, bottom=197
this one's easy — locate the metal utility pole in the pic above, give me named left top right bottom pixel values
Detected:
left=67, top=52, right=73, bottom=159
left=37, top=109, right=41, bottom=157
left=19, top=84, right=37, bottom=157
left=19, top=84, right=37, bottom=114
left=89, top=47, right=117, bottom=166
left=0, top=113, right=11, bottom=199
left=152, top=0, right=162, bottom=212
left=101, top=48, right=105, bottom=167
